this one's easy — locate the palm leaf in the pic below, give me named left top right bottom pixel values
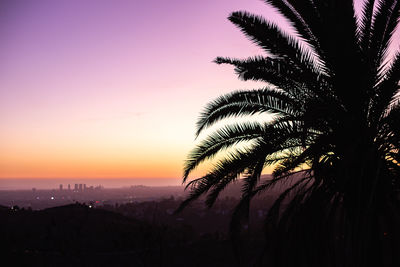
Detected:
left=196, top=88, right=298, bottom=136
left=183, top=121, right=266, bottom=182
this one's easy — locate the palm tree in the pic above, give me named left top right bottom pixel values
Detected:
left=178, top=0, right=400, bottom=266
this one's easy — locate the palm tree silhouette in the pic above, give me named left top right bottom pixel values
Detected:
left=179, top=1, right=400, bottom=266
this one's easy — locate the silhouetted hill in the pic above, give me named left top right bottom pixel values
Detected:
left=0, top=203, right=239, bottom=267
left=0, top=204, right=9, bottom=211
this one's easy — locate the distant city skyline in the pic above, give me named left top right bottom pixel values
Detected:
left=0, top=178, right=183, bottom=190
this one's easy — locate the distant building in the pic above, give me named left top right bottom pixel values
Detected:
left=94, top=185, right=103, bottom=190
left=79, top=184, right=83, bottom=191
left=74, top=184, right=78, bottom=191
left=84, top=184, right=87, bottom=191
left=68, top=184, right=71, bottom=191
left=59, top=184, right=63, bottom=191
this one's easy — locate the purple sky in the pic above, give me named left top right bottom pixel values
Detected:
left=0, top=0, right=399, bottom=180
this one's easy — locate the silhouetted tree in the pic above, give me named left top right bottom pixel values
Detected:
left=179, top=0, right=400, bottom=266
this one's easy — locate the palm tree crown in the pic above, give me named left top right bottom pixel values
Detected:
left=179, top=1, right=400, bottom=266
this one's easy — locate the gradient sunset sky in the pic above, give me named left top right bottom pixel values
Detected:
left=1, top=0, right=399, bottom=180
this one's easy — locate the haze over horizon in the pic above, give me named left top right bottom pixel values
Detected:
left=1, top=0, right=399, bottom=182
left=0, top=177, right=184, bottom=190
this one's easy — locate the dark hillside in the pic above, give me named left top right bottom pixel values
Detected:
left=0, top=203, right=239, bottom=267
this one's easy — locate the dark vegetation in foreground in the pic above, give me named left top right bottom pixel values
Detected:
left=1, top=197, right=275, bottom=267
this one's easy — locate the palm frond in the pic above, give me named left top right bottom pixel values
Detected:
left=370, top=0, right=400, bottom=68
left=372, top=52, right=400, bottom=120
left=214, top=56, right=327, bottom=94
left=358, top=0, right=376, bottom=50
left=175, top=174, right=219, bottom=213
left=179, top=141, right=269, bottom=211
left=228, top=11, right=322, bottom=73
left=196, top=88, right=298, bottom=136
left=263, top=0, right=322, bottom=56
left=264, top=174, right=314, bottom=224
left=183, top=121, right=266, bottom=182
